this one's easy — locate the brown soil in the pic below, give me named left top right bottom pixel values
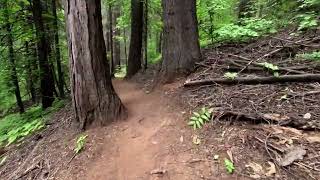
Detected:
left=58, top=80, right=244, bottom=180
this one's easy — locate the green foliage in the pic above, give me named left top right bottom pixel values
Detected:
left=297, top=51, right=320, bottom=61
left=188, top=107, right=213, bottom=130
left=0, top=100, right=66, bottom=147
left=296, top=13, right=318, bottom=31
left=224, top=158, right=235, bottom=174
left=258, top=62, right=280, bottom=76
left=213, top=18, right=276, bottom=43
left=224, top=72, right=238, bottom=80
left=115, top=65, right=127, bottom=78
left=74, top=134, right=88, bottom=154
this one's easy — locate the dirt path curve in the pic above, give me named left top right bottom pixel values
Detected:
left=75, top=80, right=213, bottom=180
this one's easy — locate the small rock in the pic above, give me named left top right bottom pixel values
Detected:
left=179, top=136, right=184, bottom=143
left=303, top=113, right=312, bottom=119
left=213, top=155, right=219, bottom=160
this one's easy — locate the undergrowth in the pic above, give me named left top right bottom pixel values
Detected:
left=297, top=51, right=320, bottom=61
left=0, top=100, right=66, bottom=147
left=213, top=18, right=277, bottom=43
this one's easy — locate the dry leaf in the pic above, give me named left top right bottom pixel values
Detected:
left=265, top=161, right=276, bottom=177
left=280, top=147, right=306, bottom=166
left=192, top=135, right=201, bottom=145
left=305, top=135, right=320, bottom=143
left=263, top=114, right=290, bottom=122
left=246, top=162, right=263, bottom=179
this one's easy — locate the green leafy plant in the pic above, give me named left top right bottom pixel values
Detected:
left=212, top=18, right=276, bottom=43
left=224, top=72, right=238, bottom=80
left=188, top=107, right=213, bottom=130
left=258, top=62, right=280, bottom=77
left=6, top=119, right=44, bottom=146
left=0, top=101, right=66, bottom=147
left=224, top=158, right=235, bottom=174
left=296, top=13, right=318, bottom=31
left=74, top=134, right=88, bottom=154
left=297, top=51, right=320, bottom=61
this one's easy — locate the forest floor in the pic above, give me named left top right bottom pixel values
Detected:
left=1, top=28, right=320, bottom=180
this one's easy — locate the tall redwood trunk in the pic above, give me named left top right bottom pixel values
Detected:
left=65, top=0, right=126, bottom=130
left=126, top=0, right=143, bottom=78
left=161, top=0, right=201, bottom=82
left=32, top=0, right=55, bottom=108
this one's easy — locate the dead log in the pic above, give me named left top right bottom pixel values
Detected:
left=217, top=111, right=320, bottom=131
left=184, top=74, right=320, bottom=87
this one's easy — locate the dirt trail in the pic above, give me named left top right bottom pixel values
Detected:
left=76, top=80, right=213, bottom=180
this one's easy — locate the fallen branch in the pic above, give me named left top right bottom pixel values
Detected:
left=237, top=48, right=284, bottom=74
left=215, top=111, right=320, bottom=131
left=228, top=54, right=306, bottom=74
left=272, top=37, right=320, bottom=48
left=184, top=74, right=320, bottom=87
left=223, top=63, right=307, bottom=74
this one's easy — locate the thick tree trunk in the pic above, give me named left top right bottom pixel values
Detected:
left=113, top=7, right=121, bottom=68
left=161, top=0, right=201, bottom=82
left=52, top=0, right=65, bottom=98
left=4, top=1, right=24, bottom=113
left=126, top=0, right=144, bottom=78
left=65, top=0, right=126, bottom=130
left=32, top=0, right=55, bottom=108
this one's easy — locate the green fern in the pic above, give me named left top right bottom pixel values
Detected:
left=224, top=72, right=238, bottom=80
left=74, top=134, right=88, bottom=154
left=258, top=62, right=280, bottom=77
left=224, top=158, right=235, bottom=174
left=188, top=107, right=213, bottom=130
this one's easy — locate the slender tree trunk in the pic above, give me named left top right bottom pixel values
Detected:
left=126, top=0, right=144, bottom=78
left=113, top=7, right=121, bottom=68
left=4, top=1, right=24, bottom=113
left=25, top=41, right=36, bottom=103
left=52, top=0, right=65, bottom=98
left=32, top=0, right=55, bottom=108
left=143, top=0, right=148, bottom=70
left=238, top=0, right=251, bottom=19
left=123, top=28, right=128, bottom=67
left=65, top=0, right=126, bottom=130
left=108, top=4, right=115, bottom=76
left=161, top=0, right=201, bottom=82
left=157, top=30, right=162, bottom=54
left=208, top=11, right=214, bottom=44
